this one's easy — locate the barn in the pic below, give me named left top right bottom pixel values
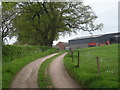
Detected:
left=55, top=42, right=68, bottom=50
left=69, top=32, right=120, bottom=49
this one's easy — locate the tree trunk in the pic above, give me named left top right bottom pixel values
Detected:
left=45, top=40, right=53, bottom=47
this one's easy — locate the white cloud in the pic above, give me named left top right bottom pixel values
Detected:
left=83, top=0, right=118, bottom=33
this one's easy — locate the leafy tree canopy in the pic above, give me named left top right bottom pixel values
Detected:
left=13, top=2, right=103, bottom=46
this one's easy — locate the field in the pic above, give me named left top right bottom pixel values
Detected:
left=2, top=45, right=58, bottom=88
left=64, top=44, right=119, bottom=88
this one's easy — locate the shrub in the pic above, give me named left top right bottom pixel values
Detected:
left=2, top=45, right=53, bottom=63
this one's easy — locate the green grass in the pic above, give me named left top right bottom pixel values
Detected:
left=2, top=48, right=58, bottom=88
left=38, top=52, right=64, bottom=88
left=64, top=44, right=119, bottom=88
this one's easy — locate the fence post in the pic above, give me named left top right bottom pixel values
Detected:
left=70, top=48, right=74, bottom=62
left=72, top=52, right=74, bottom=62
left=96, top=56, right=100, bottom=77
left=77, top=50, right=80, bottom=67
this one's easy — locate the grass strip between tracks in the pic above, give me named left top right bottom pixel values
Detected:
left=38, top=52, right=64, bottom=88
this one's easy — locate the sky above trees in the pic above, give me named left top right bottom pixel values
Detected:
left=53, top=0, right=119, bottom=45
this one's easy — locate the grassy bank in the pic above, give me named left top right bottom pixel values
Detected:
left=2, top=45, right=58, bottom=88
left=64, top=44, right=118, bottom=88
left=38, top=52, right=64, bottom=88
left=2, top=45, right=51, bottom=63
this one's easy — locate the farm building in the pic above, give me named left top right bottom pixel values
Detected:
left=69, top=32, right=120, bottom=49
left=56, top=42, right=69, bottom=50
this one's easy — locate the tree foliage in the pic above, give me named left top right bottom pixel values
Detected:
left=13, top=2, right=103, bottom=46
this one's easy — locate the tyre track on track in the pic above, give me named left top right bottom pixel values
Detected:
left=11, top=53, right=58, bottom=88
left=48, top=52, right=80, bottom=88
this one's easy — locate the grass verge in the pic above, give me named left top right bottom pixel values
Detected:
left=2, top=49, right=58, bottom=88
left=38, top=52, right=64, bottom=88
left=64, top=44, right=119, bottom=88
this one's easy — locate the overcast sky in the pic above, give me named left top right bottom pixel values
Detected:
left=6, top=0, right=119, bottom=45
left=53, top=0, right=119, bottom=45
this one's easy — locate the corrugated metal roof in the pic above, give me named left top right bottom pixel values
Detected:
left=70, top=34, right=103, bottom=40
left=70, top=32, right=120, bottom=40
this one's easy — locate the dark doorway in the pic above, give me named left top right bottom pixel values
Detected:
left=110, top=37, right=118, bottom=44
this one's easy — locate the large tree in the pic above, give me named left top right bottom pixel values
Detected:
left=13, top=2, right=103, bottom=46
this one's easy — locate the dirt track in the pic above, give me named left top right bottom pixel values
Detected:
left=48, top=53, right=80, bottom=88
left=11, top=53, right=58, bottom=88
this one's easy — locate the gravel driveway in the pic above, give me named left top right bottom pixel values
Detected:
left=11, top=53, right=58, bottom=88
left=48, top=53, right=80, bottom=88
